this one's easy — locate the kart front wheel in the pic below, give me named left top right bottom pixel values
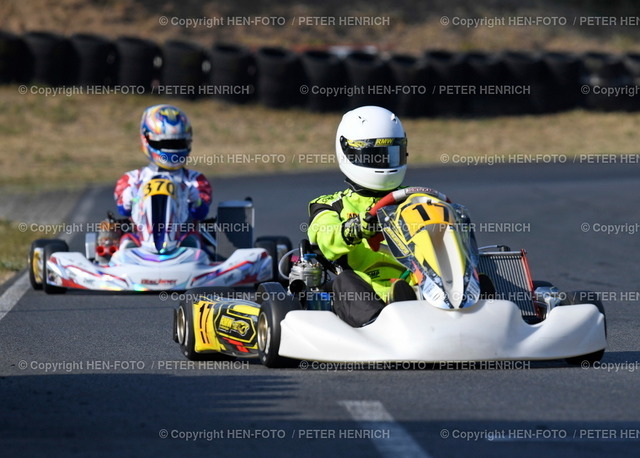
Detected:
left=559, top=290, right=606, bottom=366
left=257, top=282, right=300, bottom=368
left=28, top=239, right=58, bottom=290
left=41, top=240, right=69, bottom=294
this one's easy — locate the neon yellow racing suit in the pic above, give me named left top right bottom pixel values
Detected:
left=308, top=186, right=407, bottom=302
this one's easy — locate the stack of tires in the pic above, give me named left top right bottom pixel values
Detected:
left=70, top=34, right=118, bottom=87
left=162, top=40, right=209, bottom=99
left=115, top=36, right=162, bottom=92
left=300, top=49, right=348, bottom=112
left=23, top=31, right=78, bottom=86
left=422, top=50, right=468, bottom=117
left=580, top=52, right=636, bottom=111
left=209, top=43, right=256, bottom=104
left=541, top=52, right=583, bottom=112
left=0, top=31, right=30, bottom=84
left=255, top=47, right=306, bottom=108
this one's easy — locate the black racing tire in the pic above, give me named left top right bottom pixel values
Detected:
left=542, top=51, right=582, bottom=111
left=28, top=239, right=58, bottom=290
left=0, top=31, right=30, bottom=84
left=114, top=36, right=162, bottom=91
left=70, top=33, right=118, bottom=86
left=23, top=31, right=78, bottom=86
left=501, top=51, right=551, bottom=114
left=255, top=47, right=306, bottom=108
left=423, top=50, right=468, bottom=116
left=558, top=290, right=606, bottom=365
left=580, top=52, right=632, bottom=111
left=255, top=236, right=293, bottom=283
left=42, top=240, right=69, bottom=295
left=300, top=49, right=348, bottom=112
left=209, top=43, right=256, bottom=104
left=256, top=282, right=301, bottom=368
left=162, top=40, right=209, bottom=99
left=463, top=51, right=508, bottom=116
left=175, top=287, right=236, bottom=361
left=388, top=54, right=429, bottom=117
left=344, top=51, right=393, bottom=109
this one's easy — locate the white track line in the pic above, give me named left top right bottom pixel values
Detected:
left=339, top=400, right=431, bottom=458
left=0, top=273, right=30, bottom=322
left=0, top=186, right=101, bottom=323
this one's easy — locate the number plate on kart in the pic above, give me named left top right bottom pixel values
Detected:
left=143, top=179, right=177, bottom=198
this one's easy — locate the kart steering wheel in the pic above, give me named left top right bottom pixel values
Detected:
left=366, top=187, right=450, bottom=251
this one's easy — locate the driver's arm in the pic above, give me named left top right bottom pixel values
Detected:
left=308, top=194, right=376, bottom=261
left=308, top=205, right=352, bottom=261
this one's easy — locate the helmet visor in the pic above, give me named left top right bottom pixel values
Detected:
left=147, top=137, right=191, bottom=152
left=340, top=136, right=407, bottom=169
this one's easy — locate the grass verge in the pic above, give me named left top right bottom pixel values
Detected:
left=0, top=220, right=46, bottom=285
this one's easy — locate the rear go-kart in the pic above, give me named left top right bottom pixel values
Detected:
left=28, top=172, right=291, bottom=293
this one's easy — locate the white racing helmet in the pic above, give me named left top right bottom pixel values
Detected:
left=335, top=106, right=407, bottom=191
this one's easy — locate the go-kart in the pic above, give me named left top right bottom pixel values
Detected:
left=172, top=187, right=606, bottom=368
left=28, top=172, right=291, bottom=293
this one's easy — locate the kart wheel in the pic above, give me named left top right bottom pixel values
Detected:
left=28, top=239, right=58, bottom=290
left=559, top=290, right=606, bottom=366
left=255, top=236, right=292, bottom=283
left=256, top=282, right=301, bottom=368
left=42, top=240, right=68, bottom=294
left=177, top=287, right=236, bottom=361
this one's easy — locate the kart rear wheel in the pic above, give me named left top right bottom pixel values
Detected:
left=256, top=282, right=300, bottom=368
left=175, top=287, right=236, bottom=361
left=28, top=239, right=58, bottom=290
left=559, top=290, right=606, bottom=366
left=255, top=236, right=292, bottom=283
left=42, top=240, right=69, bottom=294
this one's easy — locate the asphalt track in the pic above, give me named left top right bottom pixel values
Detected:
left=1, top=161, right=639, bottom=457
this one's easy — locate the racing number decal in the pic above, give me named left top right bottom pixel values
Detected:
left=400, top=203, right=453, bottom=237
left=143, top=179, right=176, bottom=199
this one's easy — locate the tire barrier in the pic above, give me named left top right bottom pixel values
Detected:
left=301, top=49, right=348, bottom=112
left=388, top=54, right=429, bottom=117
left=162, top=40, right=209, bottom=99
left=23, top=31, right=78, bottom=86
left=0, top=31, right=30, bottom=83
left=4, top=29, right=640, bottom=115
left=115, top=36, right=162, bottom=92
left=255, top=46, right=306, bottom=108
left=209, top=43, right=256, bottom=104
left=344, top=51, right=393, bottom=110
left=70, top=34, right=118, bottom=87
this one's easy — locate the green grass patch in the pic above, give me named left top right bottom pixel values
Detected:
left=0, top=220, right=47, bottom=282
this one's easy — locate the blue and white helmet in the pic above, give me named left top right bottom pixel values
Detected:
left=140, top=104, right=192, bottom=170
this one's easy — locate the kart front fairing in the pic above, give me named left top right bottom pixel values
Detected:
left=376, top=193, right=481, bottom=309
